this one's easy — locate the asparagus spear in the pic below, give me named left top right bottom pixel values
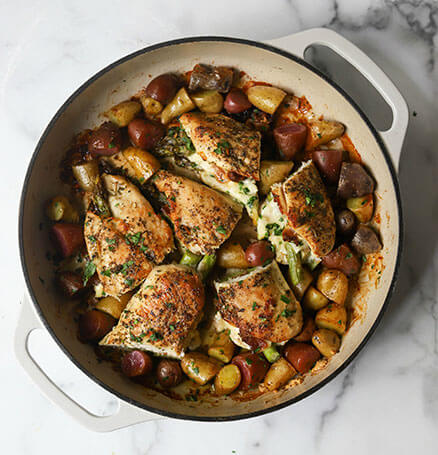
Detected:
left=286, top=243, right=303, bottom=286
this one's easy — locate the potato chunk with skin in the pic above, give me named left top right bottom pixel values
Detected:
left=264, top=357, right=297, bottom=391
left=191, top=90, right=224, bottom=114
left=95, top=291, right=134, bottom=319
left=316, top=269, right=349, bottom=305
left=347, top=194, right=374, bottom=223
left=208, top=330, right=235, bottom=363
left=302, top=286, right=329, bottom=311
left=105, top=100, right=142, bottom=127
left=122, top=147, right=160, bottom=182
left=306, top=120, right=345, bottom=149
left=315, top=304, right=347, bottom=336
left=259, top=161, right=294, bottom=196
left=217, top=241, right=249, bottom=269
left=247, top=85, right=287, bottom=115
left=215, top=364, right=242, bottom=395
left=161, top=87, right=195, bottom=124
left=181, top=352, right=222, bottom=385
left=312, top=328, right=341, bottom=357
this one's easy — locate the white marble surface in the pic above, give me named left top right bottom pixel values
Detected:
left=1, top=0, right=437, bottom=453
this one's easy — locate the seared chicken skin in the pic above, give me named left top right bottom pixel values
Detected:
left=153, top=170, right=242, bottom=255
left=103, top=174, right=174, bottom=263
left=271, top=161, right=335, bottom=258
left=179, top=112, right=261, bottom=182
left=84, top=212, right=154, bottom=297
left=100, top=264, right=205, bottom=358
left=214, top=261, right=303, bottom=350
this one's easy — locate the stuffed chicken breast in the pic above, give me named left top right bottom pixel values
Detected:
left=178, top=112, right=261, bottom=221
left=257, top=160, right=335, bottom=267
left=100, top=264, right=205, bottom=358
left=214, top=261, right=303, bottom=350
left=153, top=170, right=242, bottom=255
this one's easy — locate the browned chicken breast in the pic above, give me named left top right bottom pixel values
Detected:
left=100, top=264, right=205, bottom=358
left=103, top=174, right=174, bottom=263
left=214, top=261, right=303, bottom=349
left=271, top=160, right=335, bottom=258
left=179, top=112, right=261, bottom=181
left=153, top=170, right=242, bottom=255
left=84, top=212, right=153, bottom=297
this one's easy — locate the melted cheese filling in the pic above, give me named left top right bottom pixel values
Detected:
left=257, top=194, right=320, bottom=269
left=187, top=152, right=258, bottom=221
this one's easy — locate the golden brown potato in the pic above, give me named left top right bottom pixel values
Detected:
left=315, top=304, right=347, bottom=336
left=95, top=291, right=134, bottom=319
left=247, top=86, right=287, bottom=115
left=187, top=330, right=201, bottom=350
left=161, top=87, right=195, bottom=124
left=306, top=120, right=345, bottom=149
left=259, top=161, right=294, bottom=196
left=290, top=267, right=313, bottom=299
left=302, top=286, right=329, bottom=311
left=191, top=90, right=224, bottom=114
left=139, top=94, right=163, bottom=117
left=312, top=328, right=341, bottom=357
left=122, top=147, right=161, bottom=182
left=181, top=352, right=222, bottom=385
left=316, top=269, right=349, bottom=305
left=46, top=196, right=79, bottom=223
left=263, top=357, right=297, bottom=391
left=346, top=194, right=374, bottom=223
left=214, top=364, right=241, bottom=395
left=208, top=330, right=235, bottom=363
left=217, top=241, right=249, bottom=269
left=105, top=100, right=142, bottom=127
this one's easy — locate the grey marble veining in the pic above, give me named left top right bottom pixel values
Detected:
left=1, top=0, right=437, bottom=453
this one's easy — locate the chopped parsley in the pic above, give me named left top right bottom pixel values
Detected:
left=216, top=225, right=227, bottom=235
left=280, top=295, right=290, bottom=304
left=303, top=189, right=323, bottom=207
left=83, top=261, right=96, bottom=285
left=125, top=232, right=142, bottom=245
left=281, top=309, right=295, bottom=318
left=252, top=302, right=259, bottom=311
left=247, top=195, right=257, bottom=209
left=265, top=223, right=283, bottom=237
left=101, top=269, right=112, bottom=277
left=87, top=235, right=97, bottom=243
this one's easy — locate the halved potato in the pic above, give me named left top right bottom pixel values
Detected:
left=181, top=352, right=222, bottom=385
left=347, top=194, right=374, bottom=223
left=217, top=241, right=249, bottom=269
left=316, top=269, right=349, bottom=306
left=302, top=286, right=329, bottom=311
left=105, top=100, right=141, bottom=127
left=312, top=328, right=341, bottom=357
left=247, top=85, right=286, bottom=114
left=214, top=364, right=241, bottom=395
left=46, top=196, right=79, bottom=223
left=208, top=330, right=235, bottom=363
left=315, top=304, right=347, bottom=336
left=264, top=357, right=297, bottom=391
left=161, top=87, right=195, bottom=124
left=139, top=95, right=163, bottom=117
left=95, top=291, right=134, bottom=319
left=306, top=120, right=345, bottom=149
left=191, top=90, right=224, bottom=114
left=259, top=161, right=294, bottom=195
left=122, top=147, right=160, bottom=182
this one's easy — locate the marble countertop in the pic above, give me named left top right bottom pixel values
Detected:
left=1, top=0, right=437, bottom=453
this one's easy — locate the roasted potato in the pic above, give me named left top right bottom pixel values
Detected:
left=245, top=240, right=275, bottom=267
left=214, top=364, right=242, bottom=395
left=273, top=123, right=307, bottom=160
left=337, top=162, right=375, bottom=199
left=312, top=149, right=343, bottom=184
left=322, top=244, right=361, bottom=276
left=232, top=353, right=269, bottom=390
left=315, top=304, right=347, bottom=336
left=161, top=87, right=195, bottom=124
left=122, top=147, right=161, bottom=182
left=46, top=196, right=79, bottom=223
left=121, top=350, right=153, bottom=377
left=247, top=85, right=287, bottom=115
left=294, top=315, right=316, bottom=342
left=208, top=330, right=235, bottom=363
left=264, top=357, right=297, bottom=391
left=351, top=225, right=382, bottom=255
left=189, top=64, right=234, bottom=93
left=284, top=342, right=321, bottom=374
left=156, top=359, right=183, bottom=388
left=290, top=267, right=314, bottom=299
left=191, top=90, right=224, bottom=114
left=346, top=194, right=374, bottom=223
left=95, top=291, right=134, bottom=319
left=316, top=269, right=349, bottom=306
left=259, top=161, right=294, bottom=195
left=335, top=209, right=356, bottom=236
left=306, top=120, right=345, bottom=149
left=181, top=352, right=221, bottom=385
left=312, top=328, right=341, bottom=357
left=217, top=241, right=249, bottom=269
left=105, top=100, right=141, bottom=127
left=302, top=286, right=329, bottom=311
left=139, top=94, right=163, bottom=117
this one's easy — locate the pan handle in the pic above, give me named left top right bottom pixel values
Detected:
left=266, top=28, right=408, bottom=172
left=14, top=295, right=161, bottom=432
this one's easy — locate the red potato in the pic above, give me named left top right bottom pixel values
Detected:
left=337, top=162, right=375, bottom=199
left=294, top=315, right=316, bottom=342
left=56, top=271, right=84, bottom=297
left=284, top=342, right=321, bottom=374
left=245, top=240, right=275, bottom=267
left=189, top=64, right=234, bottom=93
left=335, top=209, right=356, bottom=236
left=78, top=310, right=115, bottom=342
left=351, top=225, right=382, bottom=255
left=51, top=223, right=84, bottom=258
left=273, top=123, right=307, bottom=160
left=312, top=149, right=343, bottom=184
left=224, top=88, right=252, bottom=114
left=322, top=243, right=361, bottom=276
left=232, top=352, right=269, bottom=390
left=88, top=122, right=122, bottom=156
left=156, top=359, right=183, bottom=388
left=128, top=118, right=166, bottom=150
left=121, top=350, right=153, bottom=378
left=145, top=73, right=178, bottom=104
